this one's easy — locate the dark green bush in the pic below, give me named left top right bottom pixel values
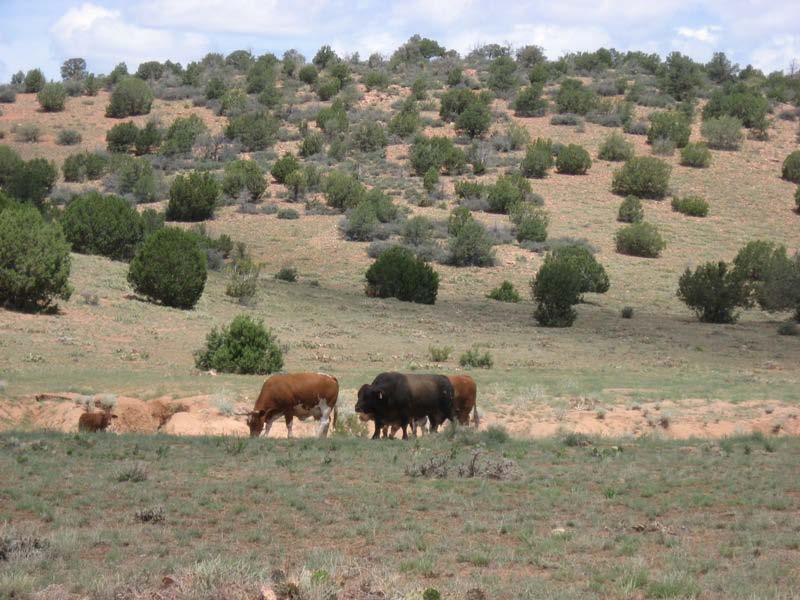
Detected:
left=510, top=201, right=548, bottom=242
left=701, top=116, right=743, bottom=150
left=365, top=246, right=439, bottom=304
left=488, top=55, right=517, bottom=92
left=513, top=85, right=547, bottom=117
left=316, top=76, right=341, bottom=101
left=388, top=99, right=420, bottom=137
left=598, top=132, right=633, bottom=161
left=0, top=145, right=23, bottom=187
left=284, top=170, right=308, bottom=202
left=679, top=143, right=711, bottom=168
left=127, top=227, right=206, bottom=308
left=531, top=254, right=583, bottom=327
left=161, top=114, right=206, bottom=156
left=135, top=61, right=164, bottom=80
left=411, top=77, right=427, bottom=100
left=8, top=158, right=57, bottom=208
left=352, top=121, right=387, bottom=152
left=246, top=61, right=275, bottom=94
left=134, top=120, right=161, bottom=155
left=448, top=220, right=495, bottom=267
left=24, top=69, right=45, bottom=93
left=487, top=172, right=531, bottom=213
left=106, top=122, right=139, bottom=153
left=220, top=88, right=248, bottom=116
left=166, top=171, right=220, bottom=221
left=323, top=170, right=365, bottom=211
left=364, top=70, right=389, bottom=91
left=455, top=101, right=491, bottom=138
left=678, top=261, right=746, bottom=323
left=298, top=65, right=318, bottom=85
left=61, top=192, right=143, bottom=260
left=782, top=151, right=800, bottom=183
left=439, top=88, right=487, bottom=122
left=556, top=79, right=597, bottom=115
left=111, top=156, right=157, bottom=203
left=37, top=83, right=67, bottom=112
left=106, top=77, right=154, bottom=118
left=0, top=204, right=72, bottom=310
left=448, top=205, right=474, bottom=236
left=194, top=315, right=283, bottom=374
left=57, top=129, right=82, bottom=146
left=658, top=51, right=702, bottom=101
left=732, top=241, right=800, bottom=316
left=275, top=266, right=298, bottom=282
left=222, top=159, right=265, bottom=200
left=300, top=131, right=324, bottom=157
left=556, top=144, right=591, bottom=175
left=617, top=196, right=644, bottom=223
left=316, top=99, right=348, bottom=136
left=611, top=157, right=671, bottom=199
left=225, top=112, right=279, bottom=151
left=702, top=83, right=768, bottom=129
left=409, top=135, right=466, bottom=176
left=671, top=195, right=709, bottom=217
left=402, top=215, right=434, bottom=246
left=453, top=181, right=486, bottom=202
left=422, top=167, right=439, bottom=194
left=270, top=153, right=300, bottom=184
left=342, top=201, right=380, bottom=241
left=550, top=244, right=609, bottom=294
left=520, top=138, right=553, bottom=178
left=362, top=188, right=398, bottom=223
left=615, top=222, right=666, bottom=258
left=205, top=77, right=226, bottom=100
left=459, top=348, right=494, bottom=369
left=647, top=111, right=691, bottom=148
left=487, top=280, right=521, bottom=302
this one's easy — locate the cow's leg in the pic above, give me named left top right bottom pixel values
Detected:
left=401, top=417, right=409, bottom=440
left=261, top=410, right=281, bottom=437
left=372, top=419, right=382, bottom=440
left=284, top=413, right=294, bottom=439
left=316, top=399, right=332, bottom=438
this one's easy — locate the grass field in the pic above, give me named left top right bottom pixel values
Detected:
left=1, top=430, right=799, bottom=599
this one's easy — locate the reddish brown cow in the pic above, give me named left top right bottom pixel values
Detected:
left=245, top=372, right=339, bottom=438
left=448, top=375, right=479, bottom=426
left=78, top=411, right=118, bottom=432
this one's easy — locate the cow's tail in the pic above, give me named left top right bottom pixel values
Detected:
left=330, top=405, right=338, bottom=435
left=472, top=405, right=480, bottom=429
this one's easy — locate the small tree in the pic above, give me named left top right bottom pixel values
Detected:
left=531, top=255, right=583, bottom=327
left=487, top=281, right=521, bottom=302
left=678, top=261, right=746, bottom=323
left=24, top=69, right=46, bottom=93
left=782, top=150, right=800, bottom=184
left=488, top=55, right=517, bottom=93
left=510, top=201, right=548, bottom=242
left=550, top=245, right=609, bottom=294
left=0, top=146, right=23, bottom=187
left=671, top=195, right=709, bottom=217
left=617, top=196, right=644, bottom=223
left=270, top=153, right=301, bottom=184
left=61, top=191, right=143, bottom=261
left=647, top=111, right=691, bottom=148
left=615, top=222, right=666, bottom=258
left=225, top=112, right=279, bottom=151
left=0, top=204, right=72, bottom=311
left=521, top=138, right=554, bottom=178
left=161, top=114, right=206, bottom=156
left=487, top=172, right=531, bottom=213
left=456, top=101, right=491, bottom=139
left=556, top=144, right=592, bottom=174
left=298, top=65, right=318, bottom=85
left=37, top=83, right=67, bottom=112
left=448, top=220, right=496, bottom=267
left=680, top=143, right=711, bottom=168
left=127, top=227, right=207, bottom=309
left=166, top=171, right=220, bottom=221
left=365, top=246, right=439, bottom=304
left=223, top=159, right=265, bottom=200
left=106, top=122, right=139, bottom=153
left=513, top=85, right=547, bottom=117
left=61, top=58, right=87, bottom=81
left=701, top=116, right=743, bottom=150
left=8, top=158, right=58, bottom=208
left=106, top=77, right=154, bottom=118
left=352, top=121, right=388, bottom=152
left=556, top=79, right=597, bottom=114
left=598, top=132, right=634, bottom=162
left=323, top=170, right=365, bottom=211
left=194, top=315, right=284, bottom=374
left=611, top=157, right=671, bottom=199
left=284, top=169, right=308, bottom=201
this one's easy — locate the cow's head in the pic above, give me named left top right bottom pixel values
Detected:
left=246, top=410, right=267, bottom=437
left=355, top=384, right=382, bottom=422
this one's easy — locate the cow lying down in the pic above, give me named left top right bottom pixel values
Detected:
left=243, top=372, right=339, bottom=438
left=356, top=372, right=456, bottom=440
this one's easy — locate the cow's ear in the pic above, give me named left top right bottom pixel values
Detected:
left=378, top=391, right=383, bottom=400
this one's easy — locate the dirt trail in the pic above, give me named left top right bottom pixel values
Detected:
left=0, top=392, right=797, bottom=439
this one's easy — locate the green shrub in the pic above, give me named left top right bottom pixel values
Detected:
left=598, top=132, right=633, bottom=161
left=219, top=88, right=247, bottom=116
left=621, top=306, right=634, bottom=319
left=651, top=137, right=676, bottom=156
left=316, top=76, right=341, bottom=101
left=225, top=257, right=261, bottom=302
left=363, top=188, right=398, bottom=223
left=611, top=157, right=671, bottom=199
left=0, top=145, right=22, bottom=187
left=455, top=101, right=491, bottom=138
left=257, top=84, right=281, bottom=109
left=703, top=84, right=769, bottom=129
left=487, top=280, right=521, bottom=302
left=647, top=111, right=691, bottom=148
left=284, top=170, right=308, bottom=201
left=127, top=227, right=206, bottom=309
left=364, top=70, right=389, bottom=91
left=409, top=135, right=465, bottom=176
left=454, top=181, right=486, bottom=201
left=782, top=151, right=800, bottom=183
left=447, top=205, right=474, bottom=236
left=671, top=195, right=709, bottom=217
left=678, top=261, right=746, bottom=323
left=352, top=121, right=387, bottom=152
left=531, top=254, right=583, bottom=327
left=37, top=83, right=67, bottom=112
left=106, top=77, right=153, bottom=118
left=422, top=167, right=439, bottom=195
left=106, top=122, right=139, bottom=153
left=275, top=266, right=298, bottom=282
left=300, top=131, right=324, bottom=157
left=134, top=120, right=161, bottom=155
left=617, top=196, right=643, bottom=223
left=447, top=67, right=462, bottom=87
left=732, top=241, right=800, bottom=315
left=323, top=169, right=365, bottom=211
left=298, top=65, right=318, bottom=85
left=796, top=186, right=800, bottom=211
left=316, top=99, right=349, bottom=136
left=615, top=222, right=666, bottom=258
left=61, top=192, right=143, bottom=260
left=439, top=88, right=480, bottom=121
left=402, top=215, right=434, bottom=246
left=225, top=111, right=279, bottom=151
left=0, top=85, right=17, bottom=103
left=62, top=153, right=92, bottom=183
left=222, top=159, right=265, bottom=200
left=520, top=138, right=553, bottom=178
left=341, top=201, right=379, bottom=241
left=556, top=144, right=591, bottom=175
left=550, top=244, right=609, bottom=293
left=365, top=246, right=439, bottom=304
left=166, top=171, right=220, bottom=221
left=701, top=116, right=743, bottom=150
left=136, top=61, right=164, bottom=80
left=277, top=208, right=299, bottom=220
left=510, top=201, right=548, bottom=242
left=556, top=79, right=597, bottom=115
left=24, top=69, right=45, bottom=93
left=111, top=156, right=157, bottom=202
left=459, top=347, right=493, bottom=369
left=513, top=85, right=547, bottom=117
left=0, top=204, right=72, bottom=310
left=161, top=114, right=206, bottom=156
left=679, top=143, right=711, bottom=168
left=388, top=100, right=419, bottom=137
left=8, top=158, right=57, bottom=208
left=428, top=345, right=452, bottom=362
left=194, top=315, right=283, bottom=374
left=448, top=219, right=495, bottom=267
left=57, top=129, right=82, bottom=146
left=270, top=153, right=300, bottom=184
left=487, top=172, right=531, bottom=213
left=488, top=55, right=517, bottom=92
left=246, top=61, right=275, bottom=94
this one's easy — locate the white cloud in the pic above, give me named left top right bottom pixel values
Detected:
left=139, top=0, right=329, bottom=36
left=677, top=25, right=722, bottom=44
left=391, top=0, right=475, bottom=26
left=50, top=3, right=209, bottom=70
left=331, top=32, right=404, bottom=60
left=751, top=34, right=800, bottom=73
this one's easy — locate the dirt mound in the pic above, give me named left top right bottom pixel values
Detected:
left=162, top=412, right=248, bottom=437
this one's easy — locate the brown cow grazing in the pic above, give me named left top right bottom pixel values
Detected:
left=78, top=411, right=118, bottom=432
left=245, top=372, right=339, bottom=438
left=448, top=375, right=479, bottom=427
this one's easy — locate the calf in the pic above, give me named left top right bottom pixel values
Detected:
left=355, top=372, right=455, bottom=440
left=448, top=375, right=479, bottom=427
left=245, top=372, right=339, bottom=438
left=78, top=411, right=118, bottom=432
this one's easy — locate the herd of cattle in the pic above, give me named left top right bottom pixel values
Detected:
left=77, top=372, right=478, bottom=438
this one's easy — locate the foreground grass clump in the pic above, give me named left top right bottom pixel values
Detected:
left=195, top=314, right=284, bottom=374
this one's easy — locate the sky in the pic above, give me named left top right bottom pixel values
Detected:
left=0, top=1, right=798, bottom=82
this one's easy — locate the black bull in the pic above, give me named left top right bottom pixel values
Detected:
left=355, top=372, right=455, bottom=439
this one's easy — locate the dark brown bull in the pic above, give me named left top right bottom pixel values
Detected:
left=78, top=411, right=118, bottom=432
left=448, top=375, right=479, bottom=426
left=244, top=372, right=339, bottom=438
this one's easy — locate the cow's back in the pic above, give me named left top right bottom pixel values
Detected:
left=256, top=372, right=339, bottom=413
left=448, top=375, right=477, bottom=424
left=404, top=374, right=454, bottom=421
